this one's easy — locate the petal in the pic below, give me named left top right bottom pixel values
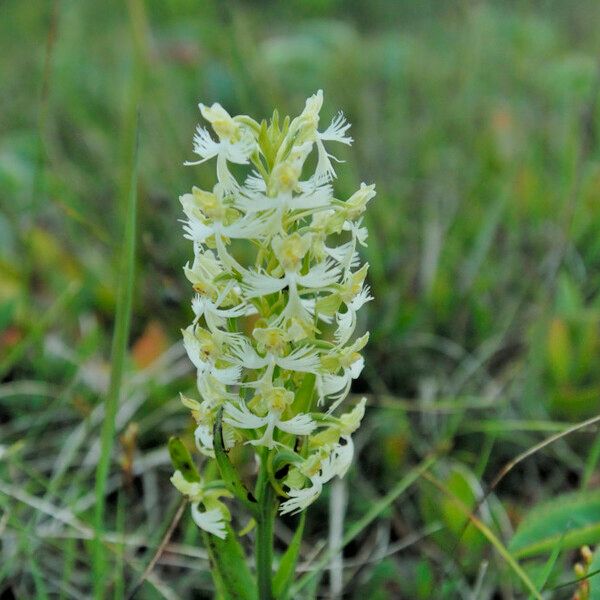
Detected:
left=244, top=172, right=267, bottom=192
left=222, top=213, right=272, bottom=240
left=277, top=413, right=316, bottom=435
left=288, top=185, right=333, bottom=211
left=275, top=346, right=320, bottom=372
left=324, top=241, right=356, bottom=265
left=348, top=357, right=364, bottom=380
left=227, top=338, right=269, bottom=370
left=186, top=126, right=220, bottom=163
left=182, top=326, right=208, bottom=372
left=223, top=402, right=267, bottom=429
left=279, top=481, right=322, bottom=516
left=211, top=364, right=242, bottom=385
left=334, top=309, right=355, bottom=346
left=215, top=304, right=248, bottom=318
left=190, top=504, right=227, bottom=539
left=222, top=136, right=255, bottom=165
left=319, top=112, right=353, bottom=145
left=319, top=438, right=354, bottom=482
left=314, top=137, right=336, bottom=183
left=242, top=270, right=287, bottom=298
left=296, top=260, right=341, bottom=289
left=182, top=216, right=213, bottom=244
left=194, top=424, right=215, bottom=456
left=234, top=189, right=278, bottom=213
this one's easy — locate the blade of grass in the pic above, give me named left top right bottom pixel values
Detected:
left=0, top=281, right=80, bottom=381
left=423, top=472, right=542, bottom=600
left=29, top=554, right=50, bottom=600
left=582, top=429, right=600, bottom=489
left=290, top=454, right=437, bottom=596
left=30, top=0, right=59, bottom=214
left=528, top=530, right=566, bottom=598
left=59, top=535, right=77, bottom=600
left=92, top=109, right=140, bottom=596
left=0, top=481, right=175, bottom=598
left=114, top=490, right=126, bottom=600
left=549, top=567, right=600, bottom=593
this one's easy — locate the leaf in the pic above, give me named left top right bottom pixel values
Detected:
left=213, top=408, right=259, bottom=516
left=556, top=273, right=583, bottom=317
left=0, top=299, right=16, bottom=332
left=273, top=512, right=305, bottom=599
left=167, top=437, right=200, bottom=483
left=202, top=526, right=258, bottom=600
left=415, top=559, right=434, bottom=599
left=547, top=317, right=571, bottom=384
left=509, top=489, right=600, bottom=558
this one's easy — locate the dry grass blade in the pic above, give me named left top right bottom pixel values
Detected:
left=125, top=500, right=186, bottom=600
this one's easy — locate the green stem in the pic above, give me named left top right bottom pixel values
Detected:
left=256, top=450, right=275, bottom=600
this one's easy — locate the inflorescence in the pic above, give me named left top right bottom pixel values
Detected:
left=171, top=91, right=375, bottom=538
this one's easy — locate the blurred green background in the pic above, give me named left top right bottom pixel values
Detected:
left=3, top=0, right=600, bottom=598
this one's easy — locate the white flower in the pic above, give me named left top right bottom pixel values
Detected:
left=242, top=259, right=341, bottom=326
left=188, top=398, right=238, bottom=457
left=279, top=481, right=323, bottom=516
left=290, top=90, right=353, bottom=183
left=314, top=111, right=353, bottom=183
left=182, top=325, right=242, bottom=387
left=279, top=437, right=354, bottom=515
left=235, top=183, right=333, bottom=225
left=316, top=358, right=364, bottom=410
left=181, top=185, right=271, bottom=271
left=332, top=265, right=373, bottom=344
left=185, top=103, right=257, bottom=190
left=334, top=286, right=373, bottom=345
left=223, top=391, right=316, bottom=449
left=229, top=337, right=320, bottom=378
left=317, top=334, right=369, bottom=409
left=191, top=280, right=254, bottom=332
left=170, top=470, right=231, bottom=539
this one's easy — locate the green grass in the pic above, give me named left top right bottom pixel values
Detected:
left=3, top=0, right=600, bottom=597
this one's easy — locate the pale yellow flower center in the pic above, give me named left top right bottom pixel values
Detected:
left=212, top=118, right=239, bottom=141
left=273, top=233, right=310, bottom=271
left=193, top=188, right=225, bottom=221
left=253, top=327, right=287, bottom=355
left=272, top=161, right=300, bottom=194
left=266, top=387, right=294, bottom=414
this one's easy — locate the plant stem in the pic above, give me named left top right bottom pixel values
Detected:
left=256, top=450, right=275, bottom=600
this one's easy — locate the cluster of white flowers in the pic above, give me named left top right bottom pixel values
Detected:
left=171, top=91, right=374, bottom=538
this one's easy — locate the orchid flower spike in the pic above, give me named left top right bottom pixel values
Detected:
left=173, top=91, right=374, bottom=537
